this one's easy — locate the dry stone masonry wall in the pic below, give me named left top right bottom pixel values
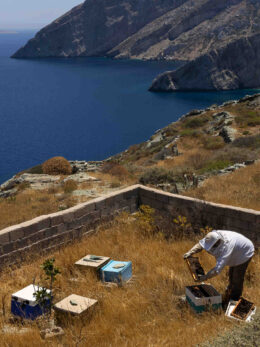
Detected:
left=0, top=185, right=259, bottom=269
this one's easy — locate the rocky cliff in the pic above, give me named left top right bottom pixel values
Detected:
left=12, top=0, right=260, bottom=61
left=149, top=33, right=260, bottom=91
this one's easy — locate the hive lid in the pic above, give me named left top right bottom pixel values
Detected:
left=12, top=284, right=50, bottom=302
left=54, top=294, right=97, bottom=315
left=75, top=255, right=110, bottom=268
left=101, top=260, right=131, bottom=273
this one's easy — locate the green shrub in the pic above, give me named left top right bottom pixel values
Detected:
left=110, top=180, right=121, bottom=188
left=17, top=182, right=30, bottom=191
left=235, top=110, right=260, bottom=127
left=183, top=115, right=209, bottom=129
left=180, top=129, right=201, bottom=137
left=42, top=157, right=72, bottom=175
left=63, top=180, right=77, bottom=194
left=202, top=136, right=225, bottom=150
left=139, top=167, right=176, bottom=185
left=247, top=117, right=260, bottom=126
left=200, top=312, right=260, bottom=347
left=198, top=160, right=231, bottom=174
left=232, top=135, right=260, bottom=149
left=243, top=130, right=250, bottom=135
left=102, top=162, right=129, bottom=178
left=26, top=164, right=43, bottom=174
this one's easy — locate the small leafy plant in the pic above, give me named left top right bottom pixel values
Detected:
left=34, top=258, right=61, bottom=320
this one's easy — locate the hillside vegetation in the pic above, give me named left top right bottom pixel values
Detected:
left=0, top=94, right=259, bottom=231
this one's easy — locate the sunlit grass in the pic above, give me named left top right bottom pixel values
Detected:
left=0, top=213, right=259, bottom=346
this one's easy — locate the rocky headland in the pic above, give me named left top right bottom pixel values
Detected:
left=12, top=0, right=259, bottom=61
left=149, top=33, right=260, bottom=91
left=12, top=0, right=260, bottom=90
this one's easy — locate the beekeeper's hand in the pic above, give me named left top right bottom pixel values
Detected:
left=198, top=274, right=207, bottom=282
left=183, top=252, right=191, bottom=259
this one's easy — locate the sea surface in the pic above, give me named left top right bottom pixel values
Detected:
left=0, top=31, right=259, bottom=184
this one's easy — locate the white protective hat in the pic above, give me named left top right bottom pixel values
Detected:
left=199, top=231, right=221, bottom=251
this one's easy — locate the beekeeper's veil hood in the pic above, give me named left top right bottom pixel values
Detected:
left=199, top=231, right=221, bottom=251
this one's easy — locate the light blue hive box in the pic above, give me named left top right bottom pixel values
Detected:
left=100, top=260, right=132, bottom=284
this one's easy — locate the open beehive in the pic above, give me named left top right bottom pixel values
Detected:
left=186, top=284, right=222, bottom=313
left=185, top=256, right=205, bottom=282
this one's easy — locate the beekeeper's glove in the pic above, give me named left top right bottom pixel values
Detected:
left=183, top=243, right=203, bottom=259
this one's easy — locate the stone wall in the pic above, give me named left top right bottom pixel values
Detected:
left=0, top=185, right=140, bottom=269
left=139, top=186, right=260, bottom=246
left=0, top=185, right=259, bottom=269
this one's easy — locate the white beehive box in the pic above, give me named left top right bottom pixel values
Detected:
left=225, top=300, right=257, bottom=322
left=54, top=294, right=97, bottom=318
left=11, top=284, right=51, bottom=320
left=75, top=255, right=110, bottom=270
left=186, top=284, right=222, bottom=313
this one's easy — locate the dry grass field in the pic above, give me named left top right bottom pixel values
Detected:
left=0, top=213, right=259, bottom=347
left=185, top=161, right=260, bottom=210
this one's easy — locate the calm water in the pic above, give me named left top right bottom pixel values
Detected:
left=0, top=31, right=259, bottom=184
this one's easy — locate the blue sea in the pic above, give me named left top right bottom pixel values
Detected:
left=0, top=31, right=259, bottom=184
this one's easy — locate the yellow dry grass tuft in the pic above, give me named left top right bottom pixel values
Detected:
left=0, top=214, right=259, bottom=346
left=185, top=161, right=260, bottom=211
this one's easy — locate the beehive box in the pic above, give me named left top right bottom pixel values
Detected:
left=186, top=284, right=222, bottom=313
left=54, top=294, right=97, bottom=322
left=75, top=255, right=110, bottom=271
left=225, top=299, right=256, bottom=322
left=11, top=284, right=51, bottom=320
left=100, top=260, right=132, bottom=284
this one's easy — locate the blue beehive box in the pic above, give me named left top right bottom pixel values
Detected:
left=100, top=260, right=132, bottom=284
left=11, top=284, right=51, bottom=320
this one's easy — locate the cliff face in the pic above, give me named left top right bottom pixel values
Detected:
left=12, top=0, right=185, bottom=58
left=149, top=33, right=260, bottom=91
left=12, top=0, right=260, bottom=61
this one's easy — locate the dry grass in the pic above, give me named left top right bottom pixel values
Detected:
left=0, top=189, right=77, bottom=231
left=0, top=172, right=133, bottom=231
left=0, top=214, right=259, bottom=346
left=185, top=161, right=260, bottom=211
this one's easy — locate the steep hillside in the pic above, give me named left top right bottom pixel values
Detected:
left=12, top=0, right=184, bottom=58
left=149, top=32, right=260, bottom=91
left=12, top=0, right=260, bottom=61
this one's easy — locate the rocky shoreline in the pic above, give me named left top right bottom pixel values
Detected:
left=1, top=93, right=259, bottom=199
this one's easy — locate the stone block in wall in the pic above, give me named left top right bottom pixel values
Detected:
left=2, top=242, right=14, bottom=254
left=31, top=216, right=51, bottom=231
left=78, top=210, right=101, bottom=226
left=9, top=225, right=24, bottom=242
left=62, top=211, right=75, bottom=223
left=50, top=212, right=64, bottom=227
left=44, top=225, right=63, bottom=239
left=139, top=195, right=165, bottom=211
left=94, top=196, right=107, bottom=210
left=0, top=230, right=10, bottom=245
left=73, top=202, right=96, bottom=219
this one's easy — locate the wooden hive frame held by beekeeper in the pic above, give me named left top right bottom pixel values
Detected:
left=185, top=256, right=205, bottom=282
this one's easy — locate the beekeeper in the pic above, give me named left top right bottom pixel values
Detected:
left=183, top=230, right=255, bottom=301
